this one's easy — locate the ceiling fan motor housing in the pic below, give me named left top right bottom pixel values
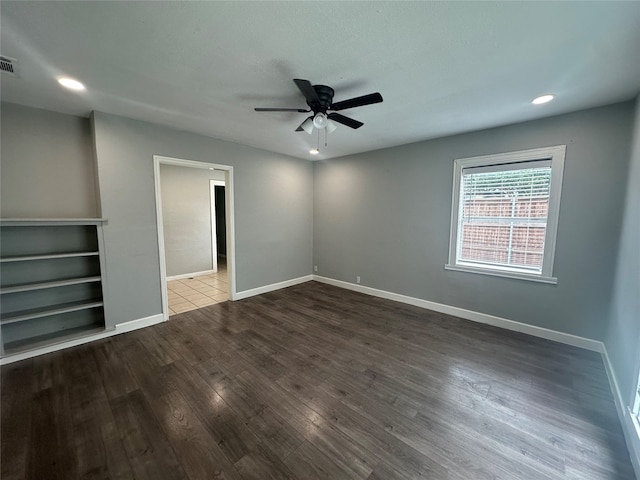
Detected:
left=309, top=85, right=334, bottom=113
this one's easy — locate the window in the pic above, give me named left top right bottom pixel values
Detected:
left=446, top=145, right=565, bottom=283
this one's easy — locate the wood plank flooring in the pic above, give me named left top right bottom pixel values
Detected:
left=1, top=281, right=635, bottom=479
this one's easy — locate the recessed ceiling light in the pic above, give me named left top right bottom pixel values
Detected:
left=309, top=148, right=319, bottom=155
left=532, top=94, right=554, bottom=105
left=57, top=77, right=85, bottom=91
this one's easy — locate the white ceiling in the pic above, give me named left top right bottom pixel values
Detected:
left=2, top=2, right=640, bottom=160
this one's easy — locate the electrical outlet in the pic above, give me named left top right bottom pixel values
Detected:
left=356, top=276, right=361, bottom=284
left=314, top=265, right=318, bottom=272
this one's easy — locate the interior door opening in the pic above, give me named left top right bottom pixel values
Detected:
left=209, top=179, right=226, bottom=274
left=154, top=156, right=236, bottom=320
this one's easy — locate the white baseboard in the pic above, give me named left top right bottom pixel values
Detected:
left=601, top=345, right=640, bottom=479
left=0, top=313, right=165, bottom=365
left=313, top=275, right=601, bottom=351
left=166, top=269, right=215, bottom=281
left=113, top=313, right=165, bottom=334
left=235, top=275, right=313, bottom=300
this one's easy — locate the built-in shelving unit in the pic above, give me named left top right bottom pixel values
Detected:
left=0, top=219, right=108, bottom=357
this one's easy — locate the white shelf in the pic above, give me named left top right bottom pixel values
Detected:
left=1, top=300, right=104, bottom=325
left=0, top=218, right=107, bottom=226
left=0, top=251, right=99, bottom=263
left=0, top=276, right=102, bottom=294
left=3, top=325, right=106, bottom=355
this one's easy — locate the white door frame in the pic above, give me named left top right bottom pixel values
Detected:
left=209, top=179, right=226, bottom=273
left=153, top=155, right=237, bottom=320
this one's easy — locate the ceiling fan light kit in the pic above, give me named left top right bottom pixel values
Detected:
left=313, top=112, right=328, bottom=129
left=300, top=117, right=314, bottom=135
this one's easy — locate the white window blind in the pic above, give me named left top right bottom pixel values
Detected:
left=458, top=161, right=552, bottom=273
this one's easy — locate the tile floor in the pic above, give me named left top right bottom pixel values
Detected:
left=167, top=260, right=228, bottom=316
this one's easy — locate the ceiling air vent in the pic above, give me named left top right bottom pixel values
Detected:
left=0, top=56, right=18, bottom=76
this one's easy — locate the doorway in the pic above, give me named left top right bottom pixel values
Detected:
left=162, top=175, right=228, bottom=315
left=210, top=179, right=226, bottom=273
left=153, top=155, right=236, bottom=321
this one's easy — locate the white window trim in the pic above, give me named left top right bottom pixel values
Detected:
left=445, top=145, right=566, bottom=284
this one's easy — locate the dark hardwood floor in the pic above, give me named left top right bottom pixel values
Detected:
left=1, top=281, right=635, bottom=479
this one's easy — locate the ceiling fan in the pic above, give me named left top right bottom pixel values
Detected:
left=254, top=78, right=383, bottom=134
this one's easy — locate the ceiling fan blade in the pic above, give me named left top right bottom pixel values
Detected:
left=295, top=116, right=314, bottom=133
left=330, top=92, right=383, bottom=111
left=293, top=78, right=320, bottom=104
left=255, top=107, right=310, bottom=112
left=327, top=113, right=363, bottom=129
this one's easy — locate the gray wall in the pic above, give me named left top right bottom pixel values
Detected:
left=2, top=101, right=634, bottom=346
left=606, top=96, right=640, bottom=398
left=314, top=102, right=634, bottom=340
left=0, top=102, right=98, bottom=218
left=92, top=111, right=313, bottom=327
left=159, top=164, right=225, bottom=277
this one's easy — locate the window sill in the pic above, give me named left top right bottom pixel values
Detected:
left=444, top=264, right=557, bottom=284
